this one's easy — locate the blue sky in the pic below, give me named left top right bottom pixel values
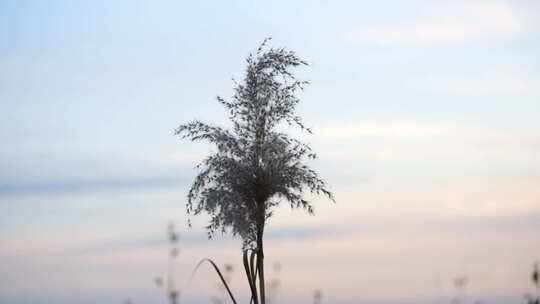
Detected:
left=1, top=1, right=540, bottom=303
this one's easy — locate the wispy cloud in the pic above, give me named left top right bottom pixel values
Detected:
left=0, top=176, right=184, bottom=197
left=404, top=72, right=540, bottom=97
left=317, top=121, right=456, bottom=139
left=314, top=121, right=540, bottom=165
left=74, top=226, right=331, bottom=255
left=346, top=3, right=524, bottom=43
left=316, top=121, right=540, bottom=144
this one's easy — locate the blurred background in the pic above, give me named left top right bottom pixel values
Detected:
left=1, top=1, right=539, bottom=303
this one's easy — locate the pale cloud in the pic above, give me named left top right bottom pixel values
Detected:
left=313, top=121, right=540, bottom=182
left=316, top=121, right=539, bottom=142
left=405, top=73, right=540, bottom=97
left=331, top=176, right=540, bottom=219
left=317, top=121, right=456, bottom=139
left=347, top=3, right=524, bottom=43
left=136, top=150, right=205, bottom=168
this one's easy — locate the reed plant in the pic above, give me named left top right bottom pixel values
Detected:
left=176, top=38, right=334, bottom=304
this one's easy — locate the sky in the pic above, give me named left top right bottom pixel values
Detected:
left=1, top=0, right=540, bottom=303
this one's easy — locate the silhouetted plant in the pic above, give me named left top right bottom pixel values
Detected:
left=266, top=262, right=282, bottom=304
left=451, top=276, right=468, bottom=304
left=176, top=38, right=334, bottom=304
left=313, top=289, right=322, bottom=304
left=155, top=222, right=181, bottom=304
left=534, top=262, right=539, bottom=288
left=211, top=263, right=235, bottom=304
left=525, top=262, right=539, bottom=304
